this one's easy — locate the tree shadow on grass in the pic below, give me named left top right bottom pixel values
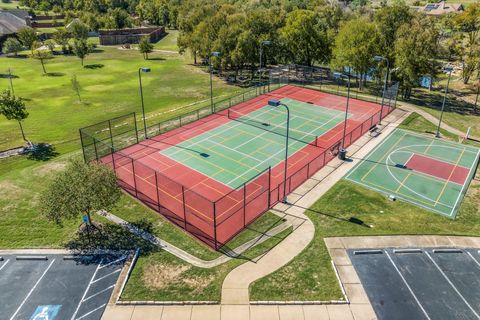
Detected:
left=45, top=72, right=65, bottom=77
left=0, top=73, right=19, bottom=79
left=147, top=57, right=165, bottom=61
left=64, top=221, right=158, bottom=257
left=26, top=143, right=59, bottom=161
left=84, top=64, right=104, bottom=69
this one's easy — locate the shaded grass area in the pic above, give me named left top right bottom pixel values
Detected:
left=250, top=114, right=480, bottom=301
left=153, top=30, right=179, bottom=51
left=121, top=227, right=292, bottom=301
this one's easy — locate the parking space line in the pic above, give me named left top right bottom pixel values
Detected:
left=75, top=303, right=106, bottom=320
left=0, top=259, right=10, bottom=272
left=83, top=285, right=115, bottom=302
left=98, top=255, right=127, bottom=270
left=70, top=258, right=104, bottom=320
left=425, top=252, right=480, bottom=319
left=467, top=251, right=480, bottom=268
left=91, top=269, right=121, bottom=284
left=385, top=251, right=431, bottom=320
left=9, top=259, right=56, bottom=320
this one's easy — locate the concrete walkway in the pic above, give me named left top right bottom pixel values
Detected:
left=220, top=108, right=410, bottom=305
left=99, top=210, right=292, bottom=268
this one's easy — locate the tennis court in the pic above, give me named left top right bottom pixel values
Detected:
left=345, top=129, right=480, bottom=218
left=95, top=85, right=389, bottom=248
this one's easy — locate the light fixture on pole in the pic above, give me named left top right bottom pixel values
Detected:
left=138, top=67, right=151, bottom=139
left=436, top=65, right=453, bottom=138
left=268, top=99, right=290, bottom=204
left=333, top=71, right=352, bottom=160
left=259, top=40, right=272, bottom=71
left=373, top=55, right=389, bottom=125
left=209, top=51, right=221, bottom=114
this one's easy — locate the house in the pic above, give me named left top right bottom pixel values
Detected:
left=0, top=9, right=30, bottom=36
left=420, top=1, right=464, bottom=15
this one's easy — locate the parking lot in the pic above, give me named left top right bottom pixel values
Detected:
left=0, top=253, right=127, bottom=320
left=348, top=248, right=480, bottom=320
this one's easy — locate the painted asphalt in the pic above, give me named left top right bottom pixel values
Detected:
left=0, top=253, right=127, bottom=320
left=348, top=248, right=480, bottom=320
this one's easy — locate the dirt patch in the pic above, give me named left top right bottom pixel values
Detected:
left=33, top=161, right=67, bottom=177
left=182, top=274, right=215, bottom=292
left=143, top=263, right=190, bottom=290
left=0, top=181, right=23, bottom=201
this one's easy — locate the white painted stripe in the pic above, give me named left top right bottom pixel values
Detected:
left=467, top=251, right=480, bottom=269
left=385, top=251, right=431, bottom=320
left=82, top=285, right=115, bottom=302
left=0, top=259, right=10, bottom=272
left=75, top=303, right=106, bottom=320
left=451, top=148, right=480, bottom=217
left=70, top=258, right=104, bottom=320
left=98, top=255, right=127, bottom=270
left=425, top=251, right=480, bottom=319
left=91, top=268, right=121, bottom=284
left=9, top=259, right=56, bottom=320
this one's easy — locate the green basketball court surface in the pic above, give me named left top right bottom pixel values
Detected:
left=160, top=98, right=349, bottom=189
left=345, top=129, right=480, bottom=218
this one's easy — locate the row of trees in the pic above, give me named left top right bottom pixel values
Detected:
left=174, top=0, right=479, bottom=98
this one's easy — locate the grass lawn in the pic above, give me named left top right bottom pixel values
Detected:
left=121, top=227, right=292, bottom=301
left=249, top=114, right=480, bottom=301
left=0, top=45, right=245, bottom=160
left=0, top=0, right=23, bottom=9
left=153, top=29, right=179, bottom=51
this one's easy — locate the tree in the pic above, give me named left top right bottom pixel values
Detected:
left=138, top=36, right=154, bottom=60
left=72, top=39, right=89, bottom=66
left=394, top=16, right=440, bottom=99
left=53, top=28, right=71, bottom=54
left=40, top=158, right=121, bottom=230
left=280, top=9, right=332, bottom=66
left=105, top=8, right=132, bottom=29
left=2, top=37, right=23, bottom=56
left=0, top=90, right=29, bottom=141
left=331, top=18, right=380, bottom=89
left=68, top=19, right=89, bottom=40
left=44, top=39, right=56, bottom=54
left=32, top=48, right=52, bottom=74
left=455, top=3, right=480, bottom=84
left=71, top=74, right=82, bottom=102
left=17, top=27, right=38, bottom=54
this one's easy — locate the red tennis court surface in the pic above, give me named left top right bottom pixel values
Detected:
left=406, top=154, right=470, bottom=185
left=104, top=85, right=392, bottom=249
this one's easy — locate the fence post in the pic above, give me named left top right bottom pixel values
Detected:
left=110, top=147, right=116, bottom=174
left=93, top=138, right=99, bottom=161
left=243, top=183, right=247, bottom=227
left=155, top=172, right=161, bottom=212
left=108, top=119, right=114, bottom=149
left=131, top=158, right=138, bottom=197
left=133, top=112, right=139, bottom=143
left=182, top=186, right=187, bottom=230
left=213, top=202, right=218, bottom=250
left=79, top=129, right=87, bottom=163
left=267, top=166, right=271, bottom=208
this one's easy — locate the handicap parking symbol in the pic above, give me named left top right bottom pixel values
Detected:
left=30, top=305, right=61, bottom=320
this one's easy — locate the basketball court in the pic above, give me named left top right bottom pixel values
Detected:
left=345, top=129, right=480, bottom=217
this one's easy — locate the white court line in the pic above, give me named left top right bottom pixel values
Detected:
left=75, top=303, right=106, bottom=320
left=467, top=251, right=480, bottom=269
left=9, top=259, right=56, bottom=320
left=82, top=285, right=115, bottom=302
left=425, top=251, right=480, bottom=319
left=385, top=251, right=432, bottom=320
left=70, top=258, right=104, bottom=320
left=204, top=138, right=264, bottom=163
left=91, top=269, right=121, bottom=284
left=451, top=148, right=480, bottom=216
left=98, top=255, right=127, bottom=270
left=0, top=259, right=10, bottom=272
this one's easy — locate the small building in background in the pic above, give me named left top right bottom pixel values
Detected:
left=0, top=9, right=31, bottom=37
left=415, top=1, right=464, bottom=15
left=98, top=26, right=165, bottom=45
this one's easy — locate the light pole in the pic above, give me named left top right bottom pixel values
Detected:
left=334, top=72, right=352, bottom=160
left=268, top=99, right=290, bottom=204
left=138, top=67, right=151, bottom=139
left=436, top=66, right=453, bottom=138
left=209, top=51, right=221, bottom=113
left=474, top=81, right=479, bottom=114
left=259, top=40, right=272, bottom=72
left=374, top=55, right=389, bottom=125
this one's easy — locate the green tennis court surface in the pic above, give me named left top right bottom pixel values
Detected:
left=160, top=98, right=349, bottom=189
left=345, top=129, right=480, bottom=218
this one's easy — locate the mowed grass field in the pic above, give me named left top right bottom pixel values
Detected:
left=0, top=33, right=244, bottom=159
